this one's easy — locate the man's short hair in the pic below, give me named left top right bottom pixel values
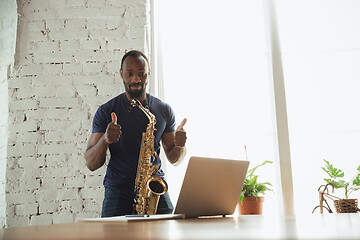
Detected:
left=121, top=50, right=149, bottom=70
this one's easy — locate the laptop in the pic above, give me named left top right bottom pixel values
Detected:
left=173, top=156, right=249, bottom=218
left=77, top=156, right=249, bottom=222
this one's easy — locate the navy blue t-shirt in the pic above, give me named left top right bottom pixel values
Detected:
left=92, top=93, right=176, bottom=187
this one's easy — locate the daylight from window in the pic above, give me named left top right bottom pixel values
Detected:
left=154, top=0, right=360, bottom=216
left=276, top=0, right=360, bottom=215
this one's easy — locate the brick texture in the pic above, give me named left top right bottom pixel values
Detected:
left=0, top=0, right=18, bottom=229
left=5, top=0, right=150, bottom=227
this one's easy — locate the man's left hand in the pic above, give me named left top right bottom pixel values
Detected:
left=175, top=118, right=187, bottom=147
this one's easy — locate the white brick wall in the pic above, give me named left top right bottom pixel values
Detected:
left=4, top=0, right=150, bottom=227
left=0, top=0, right=17, bottom=228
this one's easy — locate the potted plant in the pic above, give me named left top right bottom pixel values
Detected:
left=321, top=159, right=360, bottom=213
left=238, top=160, right=273, bottom=215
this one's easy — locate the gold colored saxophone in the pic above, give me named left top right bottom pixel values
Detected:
left=131, top=98, right=168, bottom=215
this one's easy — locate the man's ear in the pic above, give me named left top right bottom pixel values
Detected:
left=120, top=69, right=123, bottom=79
left=148, top=69, right=151, bottom=76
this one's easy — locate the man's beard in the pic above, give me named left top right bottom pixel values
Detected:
left=124, top=81, right=147, bottom=99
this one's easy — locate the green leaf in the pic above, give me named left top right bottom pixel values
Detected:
left=248, top=176, right=258, bottom=188
left=241, top=160, right=273, bottom=198
left=351, top=186, right=360, bottom=192
left=239, top=191, right=244, bottom=204
left=321, top=160, right=360, bottom=198
left=353, top=174, right=360, bottom=186
left=247, top=160, right=273, bottom=178
left=263, top=182, right=273, bottom=186
left=324, top=178, right=346, bottom=189
left=322, top=159, right=344, bottom=178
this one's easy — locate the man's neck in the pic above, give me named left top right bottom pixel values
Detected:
left=125, top=92, right=147, bottom=105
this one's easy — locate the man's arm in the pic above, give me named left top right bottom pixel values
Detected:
left=84, top=112, right=121, bottom=171
left=162, top=118, right=187, bottom=166
left=84, top=133, right=109, bottom=171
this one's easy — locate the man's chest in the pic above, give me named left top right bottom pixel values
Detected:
left=117, top=107, right=167, bottom=140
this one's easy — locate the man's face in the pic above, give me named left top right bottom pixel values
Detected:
left=120, top=56, right=150, bottom=100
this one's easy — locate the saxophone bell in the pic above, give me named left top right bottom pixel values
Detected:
left=145, top=176, right=168, bottom=215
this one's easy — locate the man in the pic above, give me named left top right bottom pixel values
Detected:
left=84, top=50, right=187, bottom=217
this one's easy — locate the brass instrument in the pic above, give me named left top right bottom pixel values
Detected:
left=131, top=98, right=168, bottom=215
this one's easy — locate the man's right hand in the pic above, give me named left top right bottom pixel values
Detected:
left=104, top=112, right=122, bottom=144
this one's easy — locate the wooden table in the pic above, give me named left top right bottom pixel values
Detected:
left=1, top=214, right=359, bottom=239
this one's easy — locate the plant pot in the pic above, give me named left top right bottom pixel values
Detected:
left=334, top=199, right=359, bottom=213
left=238, top=196, right=264, bottom=215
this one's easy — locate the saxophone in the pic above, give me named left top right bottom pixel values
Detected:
left=131, top=98, right=168, bottom=215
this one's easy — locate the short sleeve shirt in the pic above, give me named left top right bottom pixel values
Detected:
left=92, top=93, right=176, bottom=187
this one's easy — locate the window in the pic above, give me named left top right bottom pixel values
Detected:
left=276, top=0, right=360, bottom=214
left=153, top=0, right=360, bottom=215
left=153, top=0, right=279, bottom=214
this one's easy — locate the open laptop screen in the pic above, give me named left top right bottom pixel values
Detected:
left=174, top=156, right=249, bottom=218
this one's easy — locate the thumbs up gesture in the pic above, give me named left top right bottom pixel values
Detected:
left=175, top=118, right=187, bottom=147
left=104, top=112, right=122, bottom=144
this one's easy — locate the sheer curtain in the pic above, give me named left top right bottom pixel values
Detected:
left=152, top=0, right=360, bottom=215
